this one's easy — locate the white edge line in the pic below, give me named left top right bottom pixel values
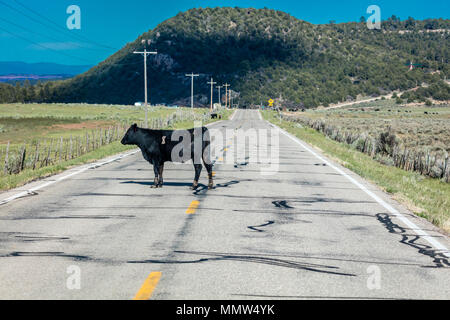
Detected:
left=229, top=109, right=238, bottom=121
left=267, top=120, right=450, bottom=258
left=0, top=150, right=139, bottom=206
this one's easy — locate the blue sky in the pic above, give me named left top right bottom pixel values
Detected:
left=0, top=0, right=448, bottom=66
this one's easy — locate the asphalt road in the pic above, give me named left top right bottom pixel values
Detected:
left=0, top=109, right=449, bottom=300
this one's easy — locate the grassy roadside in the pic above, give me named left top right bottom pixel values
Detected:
left=263, top=110, right=450, bottom=233
left=0, top=142, right=134, bottom=191
left=0, top=108, right=233, bottom=192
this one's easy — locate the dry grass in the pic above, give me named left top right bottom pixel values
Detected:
left=287, top=100, right=450, bottom=153
left=263, top=109, right=450, bottom=232
left=283, top=99, right=450, bottom=181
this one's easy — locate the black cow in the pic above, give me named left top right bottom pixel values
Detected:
left=121, top=124, right=213, bottom=190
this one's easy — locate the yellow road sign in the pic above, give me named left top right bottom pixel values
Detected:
left=268, top=99, right=274, bottom=106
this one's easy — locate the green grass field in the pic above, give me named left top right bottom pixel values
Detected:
left=263, top=109, right=450, bottom=233
left=0, top=103, right=179, bottom=144
left=0, top=103, right=232, bottom=191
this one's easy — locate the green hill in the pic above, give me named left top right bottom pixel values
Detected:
left=2, top=7, right=449, bottom=107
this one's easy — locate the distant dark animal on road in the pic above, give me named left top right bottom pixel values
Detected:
left=121, top=124, right=213, bottom=190
left=210, top=113, right=222, bottom=119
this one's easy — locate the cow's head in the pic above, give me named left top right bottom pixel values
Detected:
left=121, top=123, right=138, bottom=145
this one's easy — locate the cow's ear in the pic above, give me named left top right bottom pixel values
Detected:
left=132, top=123, right=137, bottom=132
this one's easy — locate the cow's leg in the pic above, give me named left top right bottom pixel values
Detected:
left=191, top=164, right=202, bottom=190
left=203, top=158, right=213, bottom=190
left=151, top=163, right=159, bottom=188
left=202, top=136, right=213, bottom=190
left=157, top=163, right=164, bottom=188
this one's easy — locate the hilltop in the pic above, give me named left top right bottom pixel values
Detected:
left=1, top=7, right=449, bottom=107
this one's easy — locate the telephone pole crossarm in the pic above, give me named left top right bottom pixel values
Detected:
left=185, top=73, right=199, bottom=109
left=207, top=77, right=216, bottom=112
left=133, top=45, right=157, bottom=127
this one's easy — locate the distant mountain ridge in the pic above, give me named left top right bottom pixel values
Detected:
left=0, top=74, right=74, bottom=83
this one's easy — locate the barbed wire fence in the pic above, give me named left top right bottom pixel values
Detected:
left=280, top=113, right=450, bottom=183
left=0, top=108, right=218, bottom=177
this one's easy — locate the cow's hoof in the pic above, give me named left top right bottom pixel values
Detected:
left=190, top=185, right=198, bottom=190
left=158, top=185, right=163, bottom=188
left=208, top=184, right=213, bottom=190
left=151, top=185, right=158, bottom=188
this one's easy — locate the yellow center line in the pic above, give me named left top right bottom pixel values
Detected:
left=133, top=271, right=162, bottom=300
left=212, top=171, right=216, bottom=177
left=186, top=200, right=200, bottom=214
left=218, top=157, right=223, bottom=161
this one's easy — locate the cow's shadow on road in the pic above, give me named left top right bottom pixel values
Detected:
left=120, top=180, right=240, bottom=195
left=121, top=181, right=193, bottom=187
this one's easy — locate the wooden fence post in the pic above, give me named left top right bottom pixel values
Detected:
left=4, top=141, right=9, bottom=175
left=32, top=141, right=40, bottom=170
left=19, top=145, right=26, bottom=172
left=86, top=132, right=89, bottom=153
left=69, top=136, right=73, bottom=160
left=59, top=137, right=63, bottom=163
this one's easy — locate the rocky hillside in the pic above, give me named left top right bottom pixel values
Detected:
left=3, top=8, right=450, bottom=107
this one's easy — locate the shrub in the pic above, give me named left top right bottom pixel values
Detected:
left=378, top=128, right=398, bottom=155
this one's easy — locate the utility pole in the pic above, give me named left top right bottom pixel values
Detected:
left=133, top=39, right=157, bottom=127
left=216, top=85, right=222, bottom=106
left=185, top=73, right=199, bottom=109
left=207, top=77, right=216, bottom=112
left=223, top=83, right=230, bottom=108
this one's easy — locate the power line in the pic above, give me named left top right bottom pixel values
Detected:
left=0, top=25, right=93, bottom=63
left=12, top=0, right=117, bottom=50
left=0, top=19, right=143, bottom=67
left=0, top=0, right=116, bottom=51
left=0, top=16, right=109, bottom=53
